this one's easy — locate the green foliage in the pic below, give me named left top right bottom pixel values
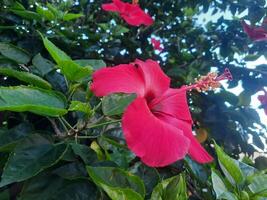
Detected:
left=0, top=0, right=266, bottom=199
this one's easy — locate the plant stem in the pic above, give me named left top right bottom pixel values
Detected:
left=87, top=119, right=121, bottom=129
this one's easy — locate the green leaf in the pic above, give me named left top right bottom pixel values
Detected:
left=42, top=37, right=92, bottom=81
left=102, top=94, right=136, bottom=116
left=90, top=141, right=105, bottom=160
left=75, top=59, right=106, bottom=70
left=87, top=166, right=145, bottom=200
left=211, top=170, right=228, bottom=198
left=218, top=192, right=238, bottom=200
left=63, top=12, right=84, bottom=21
left=58, top=60, right=92, bottom=81
left=0, top=86, right=67, bottom=116
left=0, top=189, right=9, bottom=200
left=214, top=143, right=244, bottom=185
left=0, top=123, right=33, bottom=152
left=32, top=53, right=54, bottom=76
left=36, top=5, right=56, bottom=21
left=69, top=101, right=91, bottom=114
left=0, top=67, right=52, bottom=89
left=248, top=175, right=267, bottom=197
left=0, top=43, right=30, bottom=64
left=52, top=162, right=88, bottom=180
left=41, top=37, right=71, bottom=64
left=150, top=175, right=187, bottom=200
left=0, top=134, right=68, bottom=187
left=10, top=9, right=42, bottom=22
left=71, top=143, right=97, bottom=165
left=20, top=173, right=97, bottom=200
left=244, top=54, right=261, bottom=62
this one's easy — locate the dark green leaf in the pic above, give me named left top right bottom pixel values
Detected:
left=32, top=53, right=54, bottom=76
left=0, top=123, right=33, bottom=152
left=20, top=173, right=97, bottom=200
left=0, top=43, right=30, bottom=64
left=71, top=143, right=97, bottom=165
left=0, top=134, right=68, bottom=187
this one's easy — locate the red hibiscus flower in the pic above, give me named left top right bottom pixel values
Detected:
left=102, top=0, right=154, bottom=27
left=258, top=90, right=267, bottom=115
left=242, top=20, right=267, bottom=41
left=90, top=60, right=231, bottom=167
left=151, top=38, right=163, bottom=52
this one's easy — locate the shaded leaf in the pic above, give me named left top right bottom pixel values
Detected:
left=0, top=123, right=33, bottom=152
left=0, top=43, right=30, bottom=64
left=20, top=173, right=97, bottom=200
left=0, top=134, right=68, bottom=187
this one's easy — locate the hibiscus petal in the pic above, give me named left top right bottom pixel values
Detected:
left=156, top=114, right=213, bottom=163
left=134, top=59, right=170, bottom=100
left=149, top=88, right=192, bottom=122
left=102, top=0, right=125, bottom=12
left=121, top=6, right=154, bottom=26
left=102, top=3, right=119, bottom=12
left=90, top=64, right=145, bottom=97
left=122, top=97, right=190, bottom=167
left=242, top=21, right=267, bottom=41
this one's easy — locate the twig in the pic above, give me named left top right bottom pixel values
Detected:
left=47, top=118, right=64, bottom=137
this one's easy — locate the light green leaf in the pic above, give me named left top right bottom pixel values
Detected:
left=58, top=60, right=92, bottom=81
left=41, top=37, right=70, bottom=64
left=150, top=175, right=187, bottom=200
left=0, top=86, right=67, bottom=116
left=36, top=5, right=56, bottom=21
left=218, top=192, right=238, bottom=200
left=69, top=101, right=91, bottom=114
left=214, top=143, right=244, bottom=185
left=211, top=170, right=228, bottom=198
left=248, top=175, right=267, bottom=197
left=75, top=59, right=106, bottom=70
left=102, top=94, right=136, bottom=116
left=63, top=12, right=84, bottom=21
left=0, top=67, right=52, bottom=89
left=42, top=37, right=92, bottom=81
left=87, top=166, right=145, bottom=200
left=0, top=43, right=30, bottom=64
left=10, top=9, right=42, bottom=22
left=0, top=134, right=68, bottom=187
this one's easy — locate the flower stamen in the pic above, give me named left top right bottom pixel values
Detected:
left=188, top=68, right=233, bottom=92
left=132, top=0, right=139, bottom=4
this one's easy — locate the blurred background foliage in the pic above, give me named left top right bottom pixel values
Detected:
left=0, top=0, right=266, bottom=199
